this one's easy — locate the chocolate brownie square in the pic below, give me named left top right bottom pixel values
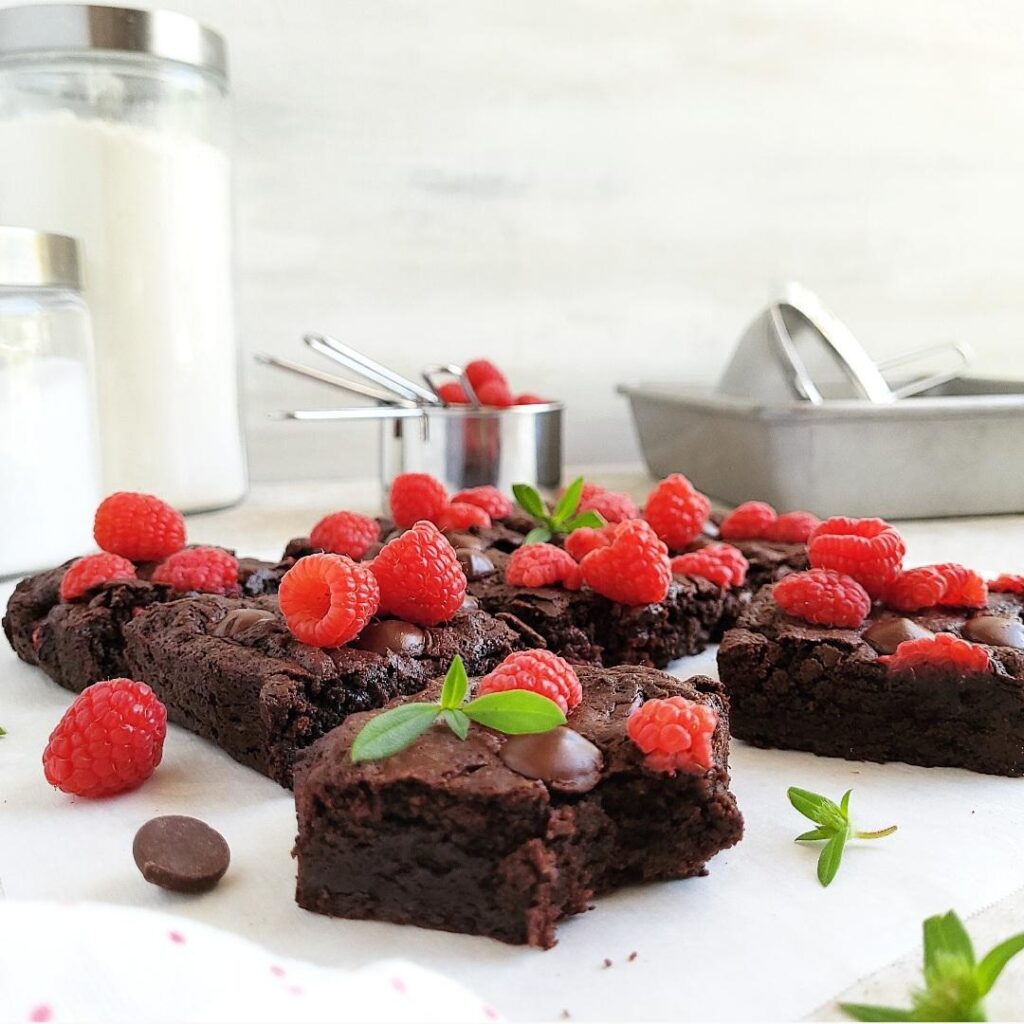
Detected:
left=122, top=598, right=528, bottom=786
left=3, top=556, right=289, bottom=694
left=718, top=586, right=1024, bottom=775
left=293, top=666, right=743, bottom=947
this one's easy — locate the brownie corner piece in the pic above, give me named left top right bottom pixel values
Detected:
left=293, top=664, right=743, bottom=947
left=718, top=586, right=1024, bottom=776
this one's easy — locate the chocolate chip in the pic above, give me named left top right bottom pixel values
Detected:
left=133, top=815, right=230, bottom=893
left=352, top=620, right=428, bottom=657
left=360, top=542, right=385, bottom=561
left=212, top=607, right=276, bottom=638
left=963, top=615, right=1024, bottom=649
left=863, top=617, right=935, bottom=655
left=500, top=727, right=603, bottom=793
left=445, top=530, right=486, bottom=551
left=456, top=548, right=495, bottom=581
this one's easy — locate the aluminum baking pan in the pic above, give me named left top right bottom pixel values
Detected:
left=620, top=377, right=1024, bottom=519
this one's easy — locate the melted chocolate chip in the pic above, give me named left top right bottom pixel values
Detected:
left=445, top=530, right=486, bottom=551
left=500, top=727, right=604, bottom=793
left=963, top=615, right=1024, bottom=649
left=361, top=542, right=385, bottom=562
left=457, top=548, right=495, bottom=581
left=132, top=815, right=230, bottom=893
left=863, top=617, right=935, bottom=654
left=212, top=608, right=276, bottom=638
left=352, top=620, right=427, bottom=657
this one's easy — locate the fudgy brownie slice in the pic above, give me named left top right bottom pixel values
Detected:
left=122, top=597, right=528, bottom=786
left=468, top=569, right=725, bottom=667
left=3, top=556, right=289, bottom=694
left=718, top=586, right=1024, bottom=775
left=293, top=666, right=742, bottom=947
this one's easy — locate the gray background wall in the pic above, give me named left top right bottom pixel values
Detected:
left=27, top=0, right=1024, bottom=478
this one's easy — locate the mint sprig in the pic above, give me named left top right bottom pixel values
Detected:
left=841, top=910, right=1024, bottom=1021
left=789, top=786, right=897, bottom=887
left=350, top=655, right=566, bottom=763
left=513, top=476, right=605, bottom=544
left=0, top=725, right=6, bottom=737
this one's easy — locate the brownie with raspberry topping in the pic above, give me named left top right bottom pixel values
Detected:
left=717, top=585, right=1024, bottom=775
left=121, top=596, right=529, bottom=786
left=293, top=666, right=743, bottom=947
left=2, top=556, right=290, bottom=694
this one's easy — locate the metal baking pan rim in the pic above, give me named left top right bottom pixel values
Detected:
left=617, top=382, right=1024, bottom=422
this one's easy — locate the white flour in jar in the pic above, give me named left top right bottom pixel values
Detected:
left=0, top=356, right=100, bottom=576
left=0, top=110, right=247, bottom=512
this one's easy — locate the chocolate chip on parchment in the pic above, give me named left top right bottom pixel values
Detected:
left=133, top=815, right=230, bottom=893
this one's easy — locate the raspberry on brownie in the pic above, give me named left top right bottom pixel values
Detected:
left=293, top=665, right=742, bottom=947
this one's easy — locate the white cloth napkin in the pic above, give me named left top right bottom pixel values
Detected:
left=0, top=901, right=500, bottom=1024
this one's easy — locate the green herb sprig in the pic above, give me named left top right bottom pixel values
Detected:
left=789, top=786, right=897, bottom=887
left=842, top=910, right=1024, bottom=1021
left=0, top=725, right=6, bottom=737
left=513, top=476, right=605, bottom=544
left=350, top=655, right=566, bottom=763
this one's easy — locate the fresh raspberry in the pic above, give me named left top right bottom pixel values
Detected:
left=643, top=474, right=712, bottom=549
left=883, top=566, right=946, bottom=612
left=580, top=519, right=672, bottom=605
left=436, top=502, right=492, bottom=531
left=464, top=359, right=508, bottom=392
left=671, top=543, right=749, bottom=588
left=42, top=679, right=167, bottom=798
left=60, top=553, right=136, bottom=601
left=279, top=553, right=380, bottom=646
left=764, top=511, right=820, bottom=544
left=370, top=521, right=467, bottom=626
left=627, top=696, right=717, bottom=775
left=151, top=546, right=239, bottom=595
left=515, top=393, right=547, bottom=404
left=505, top=543, right=578, bottom=588
left=437, top=381, right=469, bottom=405
left=579, top=487, right=638, bottom=525
left=773, top=569, right=872, bottom=628
left=309, top=511, right=381, bottom=559
left=389, top=473, right=449, bottom=529
left=452, top=486, right=513, bottom=519
left=476, top=379, right=514, bottom=407
left=719, top=501, right=777, bottom=540
left=932, top=563, right=988, bottom=609
left=989, top=574, right=1024, bottom=593
left=476, top=649, right=582, bottom=714
left=880, top=633, right=990, bottom=674
left=564, top=525, right=615, bottom=562
left=93, top=491, right=186, bottom=562
left=808, top=517, right=905, bottom=598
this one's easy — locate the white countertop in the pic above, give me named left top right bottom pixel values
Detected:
left=4, top=474, right=1024, bottom=1023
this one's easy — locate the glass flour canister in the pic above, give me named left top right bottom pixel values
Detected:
left=0, top=226, right=101, bottom=577
left=0, top=5, right=247, bottom=511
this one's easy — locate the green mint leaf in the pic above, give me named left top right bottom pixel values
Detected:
left=840, top=789, right=852, bottom=818
left=794, top=827, right=833, bottom=843
left=564, top=510, right=607, bottom=532
left=441, top=708, right=471, bottom=741
left=350, top=703, right=440, bottom=763
left=513, top=483, right=547, bottom=521
left=817, top=830, right=847, bottom=887
left=463, top=690, right=566, bottom=734
left=976, top=932, right=1024, bottom=996
left=924, top=911, right=976, bottom=984
left=0, top=725, right=6, bottom=737
left=788, top=786, right=844, bottom=827
left=551, top=476, right=584, bottom=526
left=523, top=526, right=553, bottom=545
left=439, top=655, right=469, bottom=709
left=839, top=1003, right=914, bottom=1021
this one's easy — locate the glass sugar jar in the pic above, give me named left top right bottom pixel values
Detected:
left=0, top=5, right=247, bottom=512
left=0, top=226, right=101, bottom=577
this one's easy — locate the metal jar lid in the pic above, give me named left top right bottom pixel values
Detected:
left=0, top=4, right=227, bottom=80
left=0, top=226, right=82, bottom=290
